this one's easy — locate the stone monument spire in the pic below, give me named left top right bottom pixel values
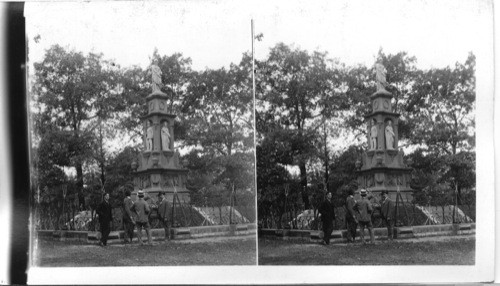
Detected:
left=356, top=63, right=413, bottom=200
left=131, top=64, right=190, bottom=203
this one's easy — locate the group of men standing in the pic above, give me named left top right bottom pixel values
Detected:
left=96, top=190, right=171, bottom=246
left=319, top=188, right=395, bottom=245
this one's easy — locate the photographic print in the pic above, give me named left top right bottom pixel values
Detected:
left=23, top=0, right=495, bottom=284
left=26, top=1, right=256, bottom=269
left=254, top=0, right=491, bottom=269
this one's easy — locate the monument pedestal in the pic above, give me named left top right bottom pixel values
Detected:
left=357, top=87, right=413, bottom=201
left=131, top=90, right=190, bottom=204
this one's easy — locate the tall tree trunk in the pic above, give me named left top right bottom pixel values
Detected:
left=100, top=161, right=106, bottom=189
left=99, top=121, right=106, bottom=188
left=299, top=162, right=309, bottom=209
left=323, top=130, right=329, bottom=192
left=76, top=162, right=84, bottom=197
left=227, top=116, right=233, bottom=156
left=73, top=126, right=85, bottom=208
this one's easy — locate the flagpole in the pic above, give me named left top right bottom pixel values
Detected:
left=251, top=19, right=255, bottom=105
left=251, top=18, right=258, bottom=262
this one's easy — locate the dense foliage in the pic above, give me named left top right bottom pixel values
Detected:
left=31, top=42, right=476, bottom=230
left=256, top=44, right=475, bottom=228
left=31, top=45, right=255, bottom=229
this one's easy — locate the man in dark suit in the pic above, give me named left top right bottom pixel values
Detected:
left=345, top=189, right=358, bottom=243
left=97, top=193, right=113, bottom=246
left=157, top=192, right=171, bottom=241
left=122, top=190, right=135, bottom=243
left=380, top=190, right=395, bottom=240
left=319, top=191, right=336, bottom=245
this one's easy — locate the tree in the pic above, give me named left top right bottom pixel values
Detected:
left=34, top=132, right=69, bottom=229
left=184, top=62, right=253, bottom=157
left=103, top=146, right=138, bottom=203
left=256, top=43, right=347, bottom=209
left=408, top=54, right=475, bottom=203
left=183, top=149, right=225, bottom=207
left=32, top=44, right=122, bottom=200
left=410, top=53, right=475, bottom=155
left=256, top=141, right=294, bottom=228
left=182, top=57, right=255, bottom=214
left=255, top=44, right=476, bottom=223
left=116, top=65, right=149, bottom=140
left=442, top=151, right=475, bottom=205
left=408, top=148, right=444, bottom=206
left=408, top=149, right=474, bottom=220
left=328, top=145, right=363, bottom=202
left=338, top=64, right=373, bottom=135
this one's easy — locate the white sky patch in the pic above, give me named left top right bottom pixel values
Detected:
left=25, top=0, right=485, bottom=73
left=26, top=0, right=484, bottom=156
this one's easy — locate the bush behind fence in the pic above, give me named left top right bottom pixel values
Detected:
left=258, top=203, right=475, bottom=231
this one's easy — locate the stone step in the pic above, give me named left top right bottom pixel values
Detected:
left=39, top=223, right=257, bottom=244
left=259, top=223, right=476, bottom=243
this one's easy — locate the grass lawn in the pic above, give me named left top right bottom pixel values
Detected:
left=34, top=235, right=256, bottom=267
left=258, top=235, right=475, bottom=265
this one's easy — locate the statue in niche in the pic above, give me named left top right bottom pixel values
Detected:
left=146, top=121, right=154, bottom=151
left=161, top=122, right=171, bottom=151
left=385, top=120, right=395, bottom=150
left=367, top=175, right=374, bottom=187
left=375, top=63, right=388, bottom=92
left=370, top=118, right=378, bottom=150
left=151, top=64, right=163, bottom=93
left=142, top=175, right=150, bottom=188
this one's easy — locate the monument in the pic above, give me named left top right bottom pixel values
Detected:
left=356, top=63, right=413, bottom=202
left=130, top=64, right=190, bottom=203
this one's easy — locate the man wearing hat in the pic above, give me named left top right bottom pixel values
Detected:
left=157, top=192, right=171, bottom=241
left=122, top=189, right=135, bottom=243
left=379, top=190, right=395, bottom=241
left=131, top=190, right=153, bottom=245
left=355, top=189, right=375, bottom=244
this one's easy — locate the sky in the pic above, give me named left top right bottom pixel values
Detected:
left=24, top=0, right=493, bottom=159
left=25, top=0, right=492, bottom=72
